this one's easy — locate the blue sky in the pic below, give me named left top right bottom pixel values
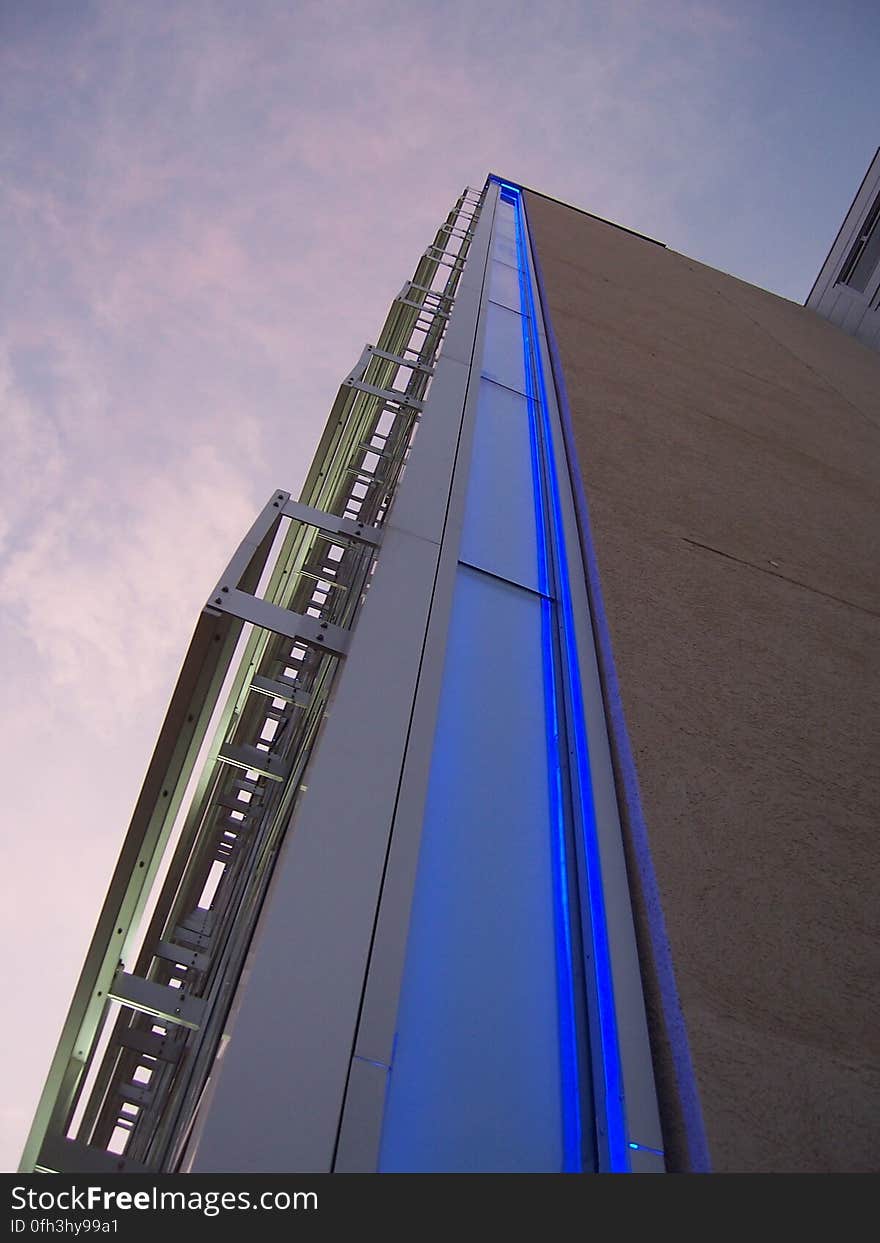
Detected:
left=1, top=0, right=877, bottom=1169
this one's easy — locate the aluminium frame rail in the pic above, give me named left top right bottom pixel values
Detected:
left=21, top=185, right=485, bottom=1175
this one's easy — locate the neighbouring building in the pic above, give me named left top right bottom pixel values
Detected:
left=807, top=146, right=880, bottom=351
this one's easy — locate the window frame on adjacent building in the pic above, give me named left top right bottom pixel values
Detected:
left=837, top=187, right=880, bottom=293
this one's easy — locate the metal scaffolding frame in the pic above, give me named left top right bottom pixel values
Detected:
left=21, top=185, right=485, bottom=1176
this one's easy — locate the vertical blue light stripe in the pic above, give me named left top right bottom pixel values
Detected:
left=502, top=186, right=582, bottom=1174
left=377, top=565, right=565, bottom=1172
left=499, top=180, right=629, bottom=1173
left=527, top=224, right=711, bottom=1172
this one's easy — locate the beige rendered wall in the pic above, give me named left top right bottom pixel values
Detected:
left=525, top=191, right=880, bottom=1173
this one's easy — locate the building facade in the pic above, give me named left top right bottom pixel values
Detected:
left=22, top=175, right=880, bottom=1175
left=807, top=146, right=880, bottom=351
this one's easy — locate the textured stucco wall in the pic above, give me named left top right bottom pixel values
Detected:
left=525, top=190, right=880, bottom=1173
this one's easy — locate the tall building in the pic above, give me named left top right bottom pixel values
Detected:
left=22, top=174, right=880, bottom=1176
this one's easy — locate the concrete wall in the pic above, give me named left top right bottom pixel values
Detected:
left=525, top=190, right=880, bottom=1173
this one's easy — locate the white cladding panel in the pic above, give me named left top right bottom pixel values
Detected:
left=807, top=147, right=880, bottom=352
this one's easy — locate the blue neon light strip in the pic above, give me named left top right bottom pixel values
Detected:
left=528, top=236, right=709, bottom=1173
left=498, top=179, right=629, bottom=1173
left=630, top=1141, right=665, bottom=1157
left=503, top=188, right=581, bottom=1174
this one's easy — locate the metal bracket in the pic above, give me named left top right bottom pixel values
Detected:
left=215, top=792, right=260, bottom=818
left=342, top=378, right=425, bottom=410
left=154, top=940, right=212, bottom=973
left=36, top=1134, right=150, bottom=1175
left=119, top=1082, right=154, bottom=1108
left=344, top=343, right=433, bottom=382
left=398, top=280, right=453, bottom=307
left=217, top=743, right=291, bottom=782
left=117, top=1027, right=183, bottom=1063
left=211, top=490, right=291, bottom=601
left=250, top=675, right=312, bottom=706
left=208, top=491, right=381, bottom=608
left=206, top=588, right=351, bottom=657
left=425, top=244, right=467, bottom=270
left=108, top=972, right=206, bottom=1031
left=366, top=345, right=435, bottom=375
left=438, top=222, right=475, bottom=242
left=343, top=345, right=372, bottom=385
left=395, top=297, right=450, bottom=322
left=278, top=499, right=383, bottom=548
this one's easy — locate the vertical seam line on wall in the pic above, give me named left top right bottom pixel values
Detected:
left=331, top=187, right=498, bottom=1172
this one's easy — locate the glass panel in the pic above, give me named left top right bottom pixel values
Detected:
left=492, top=231, right=519, bottom=268
left=492, top=200, right=519, bottom=269
left=378, top=566, right=564, bottom=1172
left=847, top=218, right=880, bottom=293
left=459, top=379, right=541, bottom=594
left=488, top=258, right=522, bottom=312
left=481, top=301, right=527, bottom=395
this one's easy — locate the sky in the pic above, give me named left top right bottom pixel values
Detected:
left=1, top=0, right=877, bottom=1171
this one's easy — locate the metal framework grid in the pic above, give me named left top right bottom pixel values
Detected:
left=21, top=186, right=485, bottom=1175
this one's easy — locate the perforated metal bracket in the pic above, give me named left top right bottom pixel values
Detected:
left=279, top=499, right=383, bottom=548
left=342, top=378, right=425, bottom=411
left=395, top=283, right=452, bottom=318
left=369, top=345, right=435, bottom=375
left=209, top=490, right=381, bottom=609
left=344, top=344, right=434, bottom=383
left=206, top=587, right=351, bottom=657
